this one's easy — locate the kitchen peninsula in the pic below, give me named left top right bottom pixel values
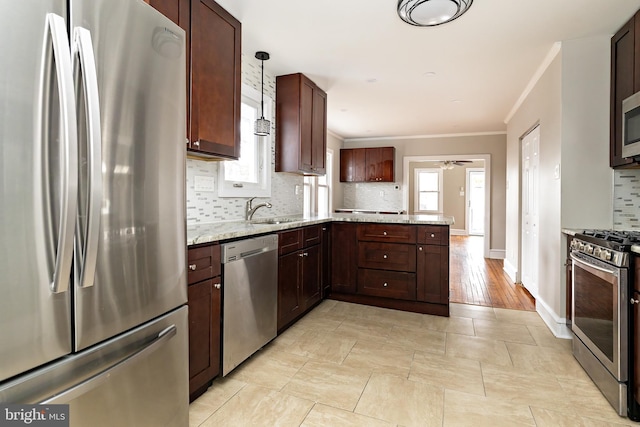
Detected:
left=188, top=213, right=453, bottom=317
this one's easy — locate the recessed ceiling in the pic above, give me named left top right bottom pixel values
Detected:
left=213, top=0, right=640, bottom=140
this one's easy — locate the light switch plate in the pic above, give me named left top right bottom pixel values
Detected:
left=194, top=175, right=215, bottom=192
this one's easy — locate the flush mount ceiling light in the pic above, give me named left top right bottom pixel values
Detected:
left=254, top=51, right=270, bottom=136
left=397, top=0, right=473, bottom=27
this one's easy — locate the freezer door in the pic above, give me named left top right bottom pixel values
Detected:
left=0, top=1, right=75, bottom=382
left=0, top=307, right=189, bottom=427
left=70, top=0, right=187, bottom=350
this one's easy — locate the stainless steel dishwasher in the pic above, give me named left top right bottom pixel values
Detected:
left=221, top=234, right=278, bottom=376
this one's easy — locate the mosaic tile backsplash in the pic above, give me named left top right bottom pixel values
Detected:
left=342, top=182, right=403, bottom=212
left=186, top=54, right=303, bottom=225
left=614, top=169, right=640, bottom=230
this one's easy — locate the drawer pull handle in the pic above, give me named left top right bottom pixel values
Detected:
left=214, top=283, right=221, bottom=290
left=383, top=254, right=388, bottom=259
left=430, top=233, right=435, bottom=238
left=188, top=264, right=197, bottom=271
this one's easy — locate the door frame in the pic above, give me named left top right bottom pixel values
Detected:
left=465, top=168, right=485, bottom=236
left=402, top=154, right=492, bottom=259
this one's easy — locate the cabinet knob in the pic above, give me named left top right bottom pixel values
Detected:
left=193, top=140, right=200, bottom=148
left=214, top=283, right=221, bottom=290
left=185, top=138, right=189, bottom=145
left=383, top=254, right=388, bottom=259
left=383, top=231, right=387, bottom=236
left=299, top=253, right=305, bottom=257
left=188, top=264, right=197, bottom=271
left=419, top=247, right=423, bottom=251
left=383, top=282, right=388, bottom=287
left=632, top=298, right=639, bottom=305
left=430, top=233, right=435, bottom=238
left=303, top=252, right=309, bottom=257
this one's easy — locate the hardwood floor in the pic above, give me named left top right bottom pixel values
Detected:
left=450, top=235, right=536, bottom=311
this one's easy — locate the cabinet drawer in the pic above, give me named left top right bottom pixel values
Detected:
left=357, top=269, right=416, bottom=300
left=357, top=224, right=416, bottom=243
left=303, top=224, right=321, bottom=246
left=417, top=225, right=449, bottom=246
left=188, top=244, right=221, bottom=285
left=279, top=228, right=303, bottom=255
left=357, top=242, right=416, bottom=272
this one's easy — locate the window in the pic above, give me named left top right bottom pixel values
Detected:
left=218, top=84, right=271, bottom=197
left=414, top=168, right=442, bottom=213
left=304, top=149, right=333, bottom=217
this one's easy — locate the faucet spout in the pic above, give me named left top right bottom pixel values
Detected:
left=245, top=197, right=272, bottom=220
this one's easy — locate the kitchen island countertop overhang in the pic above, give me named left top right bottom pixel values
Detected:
left=187, top=213, right=454, bottom=246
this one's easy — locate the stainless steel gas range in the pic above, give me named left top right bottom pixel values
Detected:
left=570, top=230, right=640, bottom=419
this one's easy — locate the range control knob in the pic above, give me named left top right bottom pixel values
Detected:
left=593, top=247, right=602, bottom=258
left=585, top=245, right=594, bottom=254
left=604, top=251, right=612, bottom=261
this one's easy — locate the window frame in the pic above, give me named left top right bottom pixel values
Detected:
left=218, top=84, right=272, bottom=198
left=304, top=149, right=333, bottom=217
left=414, top=168, right=443, bottom=214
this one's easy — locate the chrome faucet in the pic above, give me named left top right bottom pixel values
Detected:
left=245, top=197, right=272, bottom=220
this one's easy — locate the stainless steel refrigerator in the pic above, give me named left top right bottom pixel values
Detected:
left=0, top=0, right=188, bottom=425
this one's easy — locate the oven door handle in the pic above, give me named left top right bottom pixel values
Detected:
left=570, top=252, right=619, bottom=277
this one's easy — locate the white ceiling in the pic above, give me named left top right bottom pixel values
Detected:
left=214, top=0, right=640, bottom=140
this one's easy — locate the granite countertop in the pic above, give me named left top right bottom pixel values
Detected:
left=561, top=228, right=582, bottom=236
left=187, top=213, right=455, bottom=246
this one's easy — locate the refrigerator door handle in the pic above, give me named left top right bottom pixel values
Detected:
left=43, top=13, right=78, bottom=294
left=40, top=325, right=177, bottom=404
left=73, top=27, right=102, bottom=289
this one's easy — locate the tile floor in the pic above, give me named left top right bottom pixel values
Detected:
left=189, top=300, right=640, bottom=426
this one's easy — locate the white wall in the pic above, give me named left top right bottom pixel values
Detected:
left=505, top=36, right=613, bottom=336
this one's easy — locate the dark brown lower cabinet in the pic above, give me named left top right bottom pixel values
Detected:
left=330, top=222, right=449, bottom=316
left=187, top=279, right=220, bottom=400
left=277, top=226, right=322, bottom=331
left=330, top=222, right=357, bottom=294
left=187, top=243, right=221, bottom=402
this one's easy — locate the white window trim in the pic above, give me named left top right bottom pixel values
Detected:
left=218, top=84, right=272, bottom=198
left=303, top=149, right=333, bottom=217
left=414, top=168, right=443, bottom=214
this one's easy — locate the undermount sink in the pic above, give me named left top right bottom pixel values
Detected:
left=250, top=218, right=301, bottom=225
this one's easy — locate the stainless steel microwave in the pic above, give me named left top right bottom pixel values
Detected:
left=622, top=91, right=640, bottom=158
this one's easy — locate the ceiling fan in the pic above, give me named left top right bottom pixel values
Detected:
left=440, top=160, right=472, bottom=169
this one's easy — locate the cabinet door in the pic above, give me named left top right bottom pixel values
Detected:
left=416, top=244, right=449, bottom=304
left=190, top=0, right=241, bottom=159
left=278, top=251, right=302, bottom=330
left=340, top=148, right=366, bottom=182
left=187, top=279, right=221, bottom=399
left=330, top=223, right=358, bottom=294
left=611, top=17, right=635, bottom=168
left=301, top=244, right=321, bottom=309
left=312, top=88, right=327, bottom=174
left=299, top=78, right=314, bottom=173
left=365, top=147, right=395, bottom=182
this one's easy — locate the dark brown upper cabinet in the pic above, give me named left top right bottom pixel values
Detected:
left=340, top=147, right=395, bottom=182
left=144, top=0, right=241, bottom=160
left=276, top=73, right=327, bottom=175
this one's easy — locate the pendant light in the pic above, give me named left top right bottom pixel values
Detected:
left=254, top=51, right=271, bottom=136
left=397, top=0, right=473, bottom=27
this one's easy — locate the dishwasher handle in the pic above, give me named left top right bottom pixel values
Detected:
left=222, top=234, right=278, bottom=264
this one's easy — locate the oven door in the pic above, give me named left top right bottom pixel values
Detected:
left=571, top=251, right=628, bottom=381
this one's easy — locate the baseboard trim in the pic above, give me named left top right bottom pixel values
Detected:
left=489, top=249, right=505, bottom=259
left=536, top=297, right=572, bottom=339
left=450, top=229, right=468, bottom=236
left=503, top=259, right=517, bottom=282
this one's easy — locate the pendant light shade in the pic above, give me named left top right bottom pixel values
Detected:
left=397, top=0, right=473, bottom=27
left=254, top=51, right=270, bottom=136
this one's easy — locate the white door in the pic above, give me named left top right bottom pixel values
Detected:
left=521, top=126, right=540, bottom=299
left=465, top=168, right=485, bottom=235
